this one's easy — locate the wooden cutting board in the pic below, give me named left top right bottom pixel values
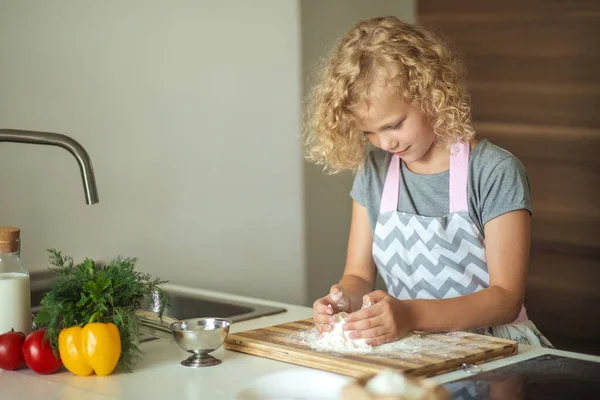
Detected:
left=224, top=319, right=517, bottom=378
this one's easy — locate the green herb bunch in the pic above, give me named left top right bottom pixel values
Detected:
left=34, top=249, right=170, bottom=372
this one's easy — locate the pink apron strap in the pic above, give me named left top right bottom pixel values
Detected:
left=381, top=142, right=470, bottom=214
left=380, top=155, right=400, bottom=213
left=449, top=141, right=470, bottom=213
left=512, top=306, right=529, bottom=324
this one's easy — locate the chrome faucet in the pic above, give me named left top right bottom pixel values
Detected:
left=0, top=129, right=99, bottom=204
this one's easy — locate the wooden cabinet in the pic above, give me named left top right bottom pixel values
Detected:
left=418, top=0, right=600, bottom=354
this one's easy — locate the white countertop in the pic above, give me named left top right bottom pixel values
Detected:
left=2, top=284, right=599, bottom=400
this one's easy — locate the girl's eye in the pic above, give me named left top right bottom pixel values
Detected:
left=391, top=121, right=404, bottom=130
left=363, top=131, right=374, bottom=136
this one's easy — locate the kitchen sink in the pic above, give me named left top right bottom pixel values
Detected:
left=141, top=289, right=287, bottom=323
left=29, top=271, right=287, bottom=341
left=138, top=289, right=288, bottom=341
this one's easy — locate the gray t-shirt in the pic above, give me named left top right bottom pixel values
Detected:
left=350, top=139, right=532, bottom=235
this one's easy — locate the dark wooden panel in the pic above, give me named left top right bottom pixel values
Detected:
left=470, top=88, right=600, bottom=128
left=475, top=123, right=600, bottom=165
left=528, top=242, right=600, bottom=297
left=419, top=0, right=599, bottom=16
left=419, top=17, right=599, bottom=56
left=526, top=281, right=600, bottom=355
left=464, top=54, right=600, bottom=86
left=527, top=163, right=599, bottom=216
left=531, top=214, right=599, bottom=254
left=526, top=242, right=600, bottom=355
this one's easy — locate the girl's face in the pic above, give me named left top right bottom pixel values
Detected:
left=354, top=85, right=445, bottom=171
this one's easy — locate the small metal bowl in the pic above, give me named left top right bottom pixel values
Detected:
left=169, top=317, right=232, bottom=367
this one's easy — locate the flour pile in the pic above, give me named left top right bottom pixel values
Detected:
left=301, top=316, right=448, bottom=355
left=305, top=312, right=374, bottom=353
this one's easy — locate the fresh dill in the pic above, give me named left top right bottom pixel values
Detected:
left=33, top=249, right=170, bottom=372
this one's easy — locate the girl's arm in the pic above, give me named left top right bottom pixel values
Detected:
left=312, top=201, right=376, bottom=332
left=337, top=200, right=378, bottom=311
left=343, top=209, right=530, bottom=345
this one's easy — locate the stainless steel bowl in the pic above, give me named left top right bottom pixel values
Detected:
left=169, top=317, right=232, bottom=367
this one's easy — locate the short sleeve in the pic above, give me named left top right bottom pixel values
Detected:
left=350, top=166, right=367, bottom=206
left=481, top=156, right=533, bottom=226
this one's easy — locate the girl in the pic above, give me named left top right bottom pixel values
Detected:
left=304, top=16, right=552, bottom=348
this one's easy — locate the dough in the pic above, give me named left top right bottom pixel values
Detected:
left=309, top=312, right=373, bottom=353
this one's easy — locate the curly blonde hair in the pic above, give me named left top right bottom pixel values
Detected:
left=303, top=16, right=475, bottom=173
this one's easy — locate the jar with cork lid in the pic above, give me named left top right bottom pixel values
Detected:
left=0, top=227, right=31, bottom=335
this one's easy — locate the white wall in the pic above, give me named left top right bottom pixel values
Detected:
left=0, top=1, right=306, bottom=304
left=300, top=1, right=415, bottom=302
left=0, top=0, right=415, bottom=307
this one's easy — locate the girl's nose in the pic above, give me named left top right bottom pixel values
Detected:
left=380, top=135, right=399, bottom=152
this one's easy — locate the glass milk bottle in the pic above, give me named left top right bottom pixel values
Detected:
left=0, top=227, right=31, bottom=334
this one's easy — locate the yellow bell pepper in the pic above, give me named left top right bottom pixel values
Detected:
left=58, top=322, right=121, bottom=376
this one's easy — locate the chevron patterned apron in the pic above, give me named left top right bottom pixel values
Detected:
left=372, top=141, right=553, bottom=347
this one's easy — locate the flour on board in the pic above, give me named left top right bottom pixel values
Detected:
left=303, top=312, right=373, bottom=353
left=300, top=312, right=450, bottom=355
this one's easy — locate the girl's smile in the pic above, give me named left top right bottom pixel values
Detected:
left=394, top=146, right=410, bottom=156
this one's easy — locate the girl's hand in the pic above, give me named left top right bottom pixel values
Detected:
left=312, top=285, right=351, bottom=333
left=342, top=290, right=416, bottom=346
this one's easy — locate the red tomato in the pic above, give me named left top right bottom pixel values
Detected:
left=22, top=329, right=62, bottom=374
left=0, top=329, right=26, bottom=370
